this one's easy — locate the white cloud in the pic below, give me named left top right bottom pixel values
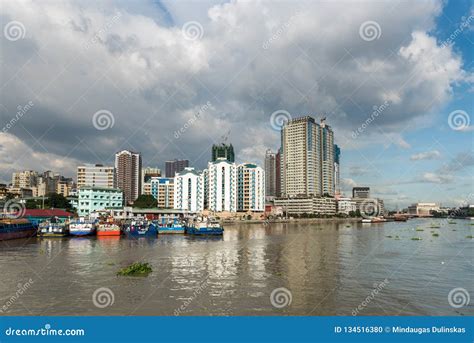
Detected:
left=410, top=150, right=441, bottom=161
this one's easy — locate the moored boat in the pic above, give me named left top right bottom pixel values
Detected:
left=0, top=218, right=37, bottom=241
left=69, top=217, right=96, bottom=236
left=124, top=220, right=158, bottom=237
left=157, top=219, right=185, bottom=234
left=38, top=216, right=69, bottom=237
left=185, top=217, right=224, bottom=235
left=97, top=218, right=121, bottom=236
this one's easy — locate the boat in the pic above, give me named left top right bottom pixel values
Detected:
left=394, top=216, right=408, bottom=222
left=185, top=217, right=224, bottom=235
left=361, top=217, right=386, bottom=223
left=38, top=216, right=69, bottom=237
left=361, top=218, right=372, bottom=223
left=123, top=220, right=158, bottom=237
left=0, top=218, right=37, bottom=241
left=97, top=217, right=121, bottom=236
left=157, top=218, right=185, bottom=234
left=69, top=217, right=96, bottom=236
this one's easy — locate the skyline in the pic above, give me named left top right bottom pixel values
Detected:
left=1, top=0, right=473, bottom=210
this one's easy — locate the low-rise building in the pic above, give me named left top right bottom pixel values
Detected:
left=407, top=203, right=439, bottom=217
left=77, top=187, right=123, bottom=217
left=337, top=197, right=357, bottom=215
left=274, top=196, right=337, bottom=215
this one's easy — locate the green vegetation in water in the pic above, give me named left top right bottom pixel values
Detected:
left=386, top=235, right=393, bottom=238
left=117, top=262, right=152, bottom=277
left=432, top=233, right=439, bottom=237
left=107, top=262, right=115, bottom=266
left=448, top=221, right=456, bottom=224
left=416, top=229, right=424, bottom=231
left=411, top=237, right=422, bottom=241
left=469, top=223, right=474, bottom=226
left=452, top=229, right=457, bottom=231
left=466, top=235, right=474, bottom=239
left=394, top=235, right=400, bottom=240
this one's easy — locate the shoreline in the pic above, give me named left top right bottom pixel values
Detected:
left=222, top=217, right=362, bottom=225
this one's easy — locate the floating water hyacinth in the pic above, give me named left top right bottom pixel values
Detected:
left=117, top=262, right=152, bottom=277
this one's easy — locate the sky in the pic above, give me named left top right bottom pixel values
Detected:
left=0, top=0, right=472, bottom=209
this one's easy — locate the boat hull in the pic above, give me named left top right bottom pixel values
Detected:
left=97, top=230, right=121, bottom=236
left=0, top=227, right=36, bottom=241
left=158, top=227, right=185, bottom=234
left=69, top=230, right=95, bottom=236
left=185, top=227, right=224, bottom=235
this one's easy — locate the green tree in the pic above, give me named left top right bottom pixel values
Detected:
left=46, top=193, right=72, bottom=210
left=133, top=194, right=157, bottom=208
left=25, top=199, right=39, bottom=209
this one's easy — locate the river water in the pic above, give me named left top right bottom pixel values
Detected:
left=0, top=219, right=472, bottom=316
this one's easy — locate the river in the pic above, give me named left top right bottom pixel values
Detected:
left=0, top=218, right=472, bottom=316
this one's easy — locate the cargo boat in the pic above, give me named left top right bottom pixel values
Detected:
left=185, top=217, right=224, bottom=235
left=38, top=217, right=69, bottom=237
left=69, top=217, right=96, bottom=236
left=124, top=220, right=158, bottom=237
left=0, top=218, right=37, bottom=241
left=97, top=218, right=121, bottom=236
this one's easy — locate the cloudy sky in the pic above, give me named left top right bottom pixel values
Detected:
left=0, top=0, right=472, bottom=209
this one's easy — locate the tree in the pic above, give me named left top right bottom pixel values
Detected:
left=46, top=193, right=72, bottom=210
left=25, top=199, right=39, bottom=209
left=133, top=194, right=157, bottom=208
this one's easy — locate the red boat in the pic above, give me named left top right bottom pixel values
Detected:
left=97, top=218, right=121, bottom=236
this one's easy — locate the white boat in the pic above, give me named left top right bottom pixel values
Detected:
left=69, top=217, right=96, bottom=236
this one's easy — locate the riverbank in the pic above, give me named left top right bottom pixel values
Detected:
left=222, top=217, right=362, bottom=225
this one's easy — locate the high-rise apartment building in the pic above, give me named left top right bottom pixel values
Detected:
left=114, top=150, right=142, bottom=204
left=211, top=143, right=235, bottom=162
left=237, top=163, right=265, bottom=212
left=275, top=149, right=281, bottom=197
left=165, top=159, right=189, bottom=177
left=173, top=168, right=204, bottom=212
left=264, top=150, right=277, bottom=197
left=334, top=144, right=341, bottom=195
left=207, top=158, right=237, bottom=212
left=150, top=177, right=174, bottom=209
left=281, top=116, right=335, bottom=197
left=77, top=164, right=114, bottom=189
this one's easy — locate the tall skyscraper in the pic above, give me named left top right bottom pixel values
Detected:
left=281, top=116, right=335, bottom=197
left=320, top=119, right=335, bottom=196
left=114, top=150, right=142, bottom=204
left=211, top=143, right=235, bottom=162
left=334, top=144, right=341, bottom=195
left=165, top=159, right=189, bottom=177
left=275, top=150, right=281, bottom=197
left=77, top=164, right=114, bottom=189
left=264, top=149, right=277, bottom=197
left=237, top=163, right=265, bottom=212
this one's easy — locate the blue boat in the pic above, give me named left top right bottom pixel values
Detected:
left=0, top=218, right=37, bottom=241
left=124, top=220, right=158, bottom=237
left=156, top=218, right=185, bottom=234
left=185, top=217, right=224, bottom=236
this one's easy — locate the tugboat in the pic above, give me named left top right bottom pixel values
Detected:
left=97, top=217, right=121, bottom=236
left=0, top=218, right=37, bottom=241
left=38, top=216, right=69, bottom=237
left=69, top=217, right=96, bottom=236
left=123, top=220, right=158, bottom=237
left=185, top=216, right=224, bottom=235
